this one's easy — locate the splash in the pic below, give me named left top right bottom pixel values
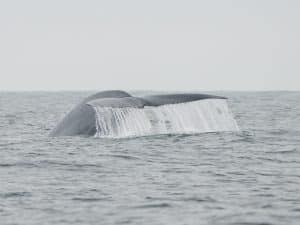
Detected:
left=93, top=99, right=239, bottom=138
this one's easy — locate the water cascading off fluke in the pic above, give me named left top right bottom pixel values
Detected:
left=93, top=99, right=239, bottom=138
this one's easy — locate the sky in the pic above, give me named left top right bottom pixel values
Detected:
left=0, top=0, right=299, bottom=91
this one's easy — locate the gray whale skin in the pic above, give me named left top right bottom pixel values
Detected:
left=50, top=90, right=226, bottom=137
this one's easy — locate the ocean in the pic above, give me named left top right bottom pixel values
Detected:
left=0, top=91, right=299, bottom=225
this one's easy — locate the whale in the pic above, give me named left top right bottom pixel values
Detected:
left=50, top=90, right=227, bottom=137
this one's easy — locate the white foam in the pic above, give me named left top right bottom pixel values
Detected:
left=93, top=99, right=239, bottom=138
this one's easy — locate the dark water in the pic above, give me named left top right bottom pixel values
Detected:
left=0, top=91, right=299, bottom=225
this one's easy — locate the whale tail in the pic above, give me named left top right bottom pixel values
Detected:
left=50, top=91, right=239, bottom=138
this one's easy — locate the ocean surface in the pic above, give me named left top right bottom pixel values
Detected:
left=0, top=91, right=299, bottom=225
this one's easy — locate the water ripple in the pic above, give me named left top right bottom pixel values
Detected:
left=1, top=91, right=300, bottom=225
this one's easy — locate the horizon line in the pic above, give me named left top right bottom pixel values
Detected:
left=0, top=89, right=299, bottom=92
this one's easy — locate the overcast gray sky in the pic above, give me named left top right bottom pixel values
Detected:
left=0, top=0, right=299, bottom=91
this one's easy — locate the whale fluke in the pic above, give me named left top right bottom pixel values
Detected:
left=50, top=90, right=238, bottom=137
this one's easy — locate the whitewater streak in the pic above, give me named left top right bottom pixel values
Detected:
left=93, top=99, right=239, bottom=138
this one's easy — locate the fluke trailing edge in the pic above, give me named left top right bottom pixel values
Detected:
left=50, top=90, right=237, bottom=137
